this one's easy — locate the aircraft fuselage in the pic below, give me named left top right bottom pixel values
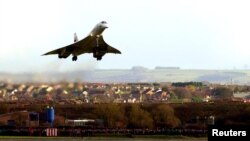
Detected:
left=42, top=21, right=121, bottom=61
left=89, top=21, right=108, bottom=37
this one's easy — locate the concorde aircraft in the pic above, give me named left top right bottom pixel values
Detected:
left=42, top=21, right=121, bottom=61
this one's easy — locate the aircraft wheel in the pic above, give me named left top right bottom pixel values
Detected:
left=97, top=56, right=102, bottom=61
left=72, top=56, right=77, bottom=61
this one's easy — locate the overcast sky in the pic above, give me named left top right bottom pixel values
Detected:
left=1, top=0, right=250, bottom=73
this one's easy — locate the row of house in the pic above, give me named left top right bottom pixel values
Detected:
left=1, top=81, right=250, bottom=104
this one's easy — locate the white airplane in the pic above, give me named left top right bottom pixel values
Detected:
left=42, top=21, right=121, bottom=61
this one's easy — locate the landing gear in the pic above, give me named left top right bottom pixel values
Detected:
left=72, top=56, right=77, bottom=61
left=93, top=49, right=104, bottom=61
left=97, top=56, right=102, bottom=61
left=93, top=37, right=105, bottom=61
left=96, top=37, right=99, bottom=47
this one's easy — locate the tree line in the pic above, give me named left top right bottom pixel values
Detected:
left=1, top=102, right=250, bottom=129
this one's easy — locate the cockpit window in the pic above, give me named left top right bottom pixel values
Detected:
left=101, top=21, right=107, bottom=24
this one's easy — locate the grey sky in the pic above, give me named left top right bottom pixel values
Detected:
left=1, top=0, right=250, bottom=73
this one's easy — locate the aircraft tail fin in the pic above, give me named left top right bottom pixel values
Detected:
left=74, top=33, right=79, bottom=42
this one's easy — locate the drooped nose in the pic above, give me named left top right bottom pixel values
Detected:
left=102, top=24, right=108, bottom=28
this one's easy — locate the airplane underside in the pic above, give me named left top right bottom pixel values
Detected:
left=43, top=21, right=121, bottom=61
left=69, top=47, right=107, bottom=61
left=56, top=36, right=108, bottom=61
left=59, top=53, right=104, bottom=61
left=72, top=37, right=107, bottom=61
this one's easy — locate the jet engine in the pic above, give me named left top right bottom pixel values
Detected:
left=93, top=46, right=107, bottom=60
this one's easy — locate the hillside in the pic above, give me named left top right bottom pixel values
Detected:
left=1, top=67, right=250, bottom=84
